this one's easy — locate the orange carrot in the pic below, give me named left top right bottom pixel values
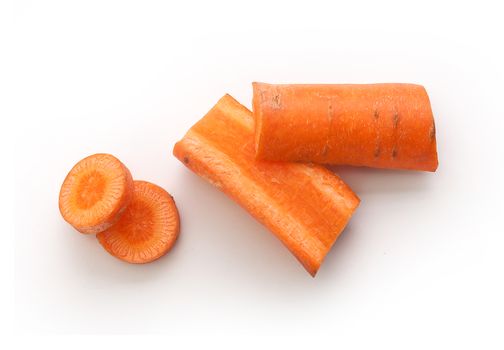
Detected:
left=253, top=82, right=439, bottom=171
left=96, top=180, right=180, bottom=264
left=173, top=94, right=359, bottom=276
left=59, top=153, right=134, bottom=234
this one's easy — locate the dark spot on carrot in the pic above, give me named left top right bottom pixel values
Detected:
left=374, top=146, right=381, bottom=158
left=393, top=112, right=399, bottom=128
left=374, top=110, right=379, bottom=119
left=327, top=102, right=334, bottom=126
left=430, top=123, right=436, bottom=141
left=183, top=156, right=189, bottom=164
left=322, top=144, right=328, bottom=156
left=272, top=94, right=281, bottom=109
left=325, top=102, right=334, bottom=157
left=392, top=147, right=397, bottom=159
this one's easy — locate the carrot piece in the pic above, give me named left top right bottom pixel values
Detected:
left=59, top=153, right=134, bottom=234
left=173, top=95, right=359, bottom=276
left=96, top=180, right=180, bottom=264
left=253, top=82, right=439, bottom=172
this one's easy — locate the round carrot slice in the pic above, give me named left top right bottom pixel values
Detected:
left=59, top=153, right=134, bottom=234
left=96, top=180, right=180, bottom=264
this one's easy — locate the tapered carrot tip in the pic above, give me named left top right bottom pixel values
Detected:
left=59, top=153, right=134, bottom=234
left=96, top=180, right=180, bottom=264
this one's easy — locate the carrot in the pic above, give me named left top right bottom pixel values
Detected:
left=253, top=82, right=439, bottom=172
left=59, top=153, right=134, bottom=234
left=173, top=94, right=359, bottom=276
left=96, top=180, right=180, bottom=264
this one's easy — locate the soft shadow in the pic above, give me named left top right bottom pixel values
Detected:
left=329, top=165, right=435, bottom=194
left=70, top=164, right=437, bottom=291
left=62, top=221, right=182, bottom=285
left=315, top=223, right=358, bottom=281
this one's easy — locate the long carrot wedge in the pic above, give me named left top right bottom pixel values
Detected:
left=59, top=153, right=134, bottom=234
left=253, top=82, right=439, bottom=172
left=97, top=180, right=180, bottom=264
left=173, top=95, right=359, bottom=276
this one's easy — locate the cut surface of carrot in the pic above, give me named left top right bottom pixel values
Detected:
left=96, top=180, right=180, bottom=264
left=253, top=82, right=438, bottom=171
left=59, top=153, right=134, bottom=234
left=173, top=94, right=360, bottom=276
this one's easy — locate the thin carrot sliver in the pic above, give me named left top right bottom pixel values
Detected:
left=173, top=94, right=360, bottom=276
left=59, top=153, right=134, bottom=234
left=96, top=180, right=180, bottom=264
left=253, top=82, right=439, bottom=172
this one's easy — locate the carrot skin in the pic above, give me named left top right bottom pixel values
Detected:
left=173, top=95, right=360, bottom=276
left=253, top=83, right=439, bottom=172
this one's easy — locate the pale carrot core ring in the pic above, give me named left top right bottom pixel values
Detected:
left=75, top=171, right=107, bottom=209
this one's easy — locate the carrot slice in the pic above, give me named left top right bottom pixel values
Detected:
left=173, top=94, right=360, bottom=276
left=59, top=153, right=134, bottom=234
left=96, top=180, right=180, bottom=264
left=253, top=82, right=439, bottom=171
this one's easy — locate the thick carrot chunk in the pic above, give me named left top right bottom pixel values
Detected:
left=253, top=82, right=438, bottom=171
left=59, top=153, right=134, bottom=234
left=97, top=180, right=180, bottom=264
left=173, top=95, right=359, bottom=276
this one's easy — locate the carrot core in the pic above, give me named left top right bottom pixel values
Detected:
left=75, top=171, right=107, bottom=209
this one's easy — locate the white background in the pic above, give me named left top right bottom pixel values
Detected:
left=6, top=0, right=504, bottom=348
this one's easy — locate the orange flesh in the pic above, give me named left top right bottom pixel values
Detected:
left=173, top=94, right=360, bottom=276
left=253, top=82, right=439, bottom=172
left=76, top=171, right=106, bottom=209
left=59, top=153, right=134, bottom=234
left=96, top=180, right=180, bottom=264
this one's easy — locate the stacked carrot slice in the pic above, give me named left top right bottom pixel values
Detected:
left=59, top=154, right=180, bottom=263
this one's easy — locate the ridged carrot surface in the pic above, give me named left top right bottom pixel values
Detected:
left=59, top=153, right=134, bottom=234
left=253, top=83, right=438, bottom=171
left=173, top=95, right=360, bottom=276
left=97, top=180, right=180, bottom=264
